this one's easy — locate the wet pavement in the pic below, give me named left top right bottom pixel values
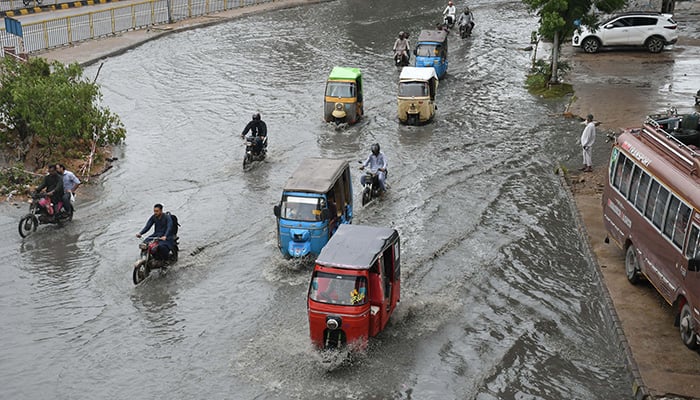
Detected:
left=7, top=0, right=700, bottom=399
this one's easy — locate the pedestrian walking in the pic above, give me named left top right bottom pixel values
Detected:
left=580, top=114, right=596, bottom=172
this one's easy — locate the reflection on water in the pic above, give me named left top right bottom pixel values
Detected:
left=0, top=0, right=633, bottom=399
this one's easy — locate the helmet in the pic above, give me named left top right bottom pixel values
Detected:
left=252, top=113, right=261, bottom=121
left=399, top=31, right=405, bottom=39
left=371, top=143, right=380, bottom=155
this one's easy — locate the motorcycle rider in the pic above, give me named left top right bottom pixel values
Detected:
left=393, top=31, right=410, bottom=64
left=456, top=7, right=474, bottom=36
left=240, top=112, right=267, bottom=155
left=443, top=1, right=457, bottom=26
left=56, top=163, right=80, bottom=216
left=360, top=143, right=388, bottom=193
left=136, top=203, right=175, bottom=261
left=35, top=164, right=64, bottom=215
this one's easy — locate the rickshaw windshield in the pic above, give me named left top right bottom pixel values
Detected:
left=281, top=196, right=322, bottom=222
left=309, top=271, right=367, bottom=306
left=325, top=82, right=356, bottom=98
left=399, top=82, right=429, bottom=97
left=416, top=44, right=437, bottom=57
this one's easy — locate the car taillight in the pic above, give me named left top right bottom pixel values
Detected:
left=664, top=25, right=677, bottom=29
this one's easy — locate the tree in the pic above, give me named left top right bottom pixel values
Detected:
left=522, top=0, right=626, bottom=84
left=0, top=57, right=125, bottom=167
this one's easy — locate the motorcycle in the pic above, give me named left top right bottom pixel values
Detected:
left=459, top=22, right=474, bottom=39
left=18, top=193, right=72, bottom=237
left=394, top=51, right=409, bottom=67
left=132, top=237, right=179, bottom=285
left=359, top=163, right=387, bottom=206
left=243, top=135, right=267, bottom=170
left=443, top=15, right=455, bottom=30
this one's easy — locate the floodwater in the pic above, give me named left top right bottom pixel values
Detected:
left=0, top=0, right=633, bottom=398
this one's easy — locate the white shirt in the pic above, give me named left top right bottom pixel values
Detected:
left=581, top=121, right=596, bottom=148
left=443, top=5, right=456, bottom=16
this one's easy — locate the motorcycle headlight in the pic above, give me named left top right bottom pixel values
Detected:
left=139, top=243, right=148, bottom=250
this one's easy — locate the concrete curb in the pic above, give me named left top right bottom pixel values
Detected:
left=557, top=172, right=652, bottom=400
left=2, top=0, right=123, bottom=17
left=35, top=0, right=330, bottom=67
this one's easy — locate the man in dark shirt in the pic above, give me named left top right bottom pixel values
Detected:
left=136, top=203, right=174, bottom=260
left=240, top=112, right=267, bottom=154
left=35, top=164, right=64, bottom=214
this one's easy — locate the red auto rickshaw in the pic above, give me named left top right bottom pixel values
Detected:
left=307, top=224, right=400, bottom=350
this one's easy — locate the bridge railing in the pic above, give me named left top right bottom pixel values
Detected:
left=0, top=0, right=275, bottom=54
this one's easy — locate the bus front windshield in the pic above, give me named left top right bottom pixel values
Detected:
left=325, top=82, right=356, bottom=99
left=399, top=82, right=429, bottom=97
left=281, top=195, right=322, bottom=222
left=309, top=271, right=367, bottom=306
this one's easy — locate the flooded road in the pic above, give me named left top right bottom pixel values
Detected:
left=0, top=0, right=633, bottom=398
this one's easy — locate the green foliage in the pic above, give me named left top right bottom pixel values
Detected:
left=0, top=57, right=126, bottom=168
left=0, top=162, right=39, bottom=197
left=522, top=0, right=626, bottom=42
left=526, top=59, right=574, bottom=98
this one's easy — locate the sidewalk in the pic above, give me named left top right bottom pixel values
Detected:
left=33, top=0, right=327, bottom=66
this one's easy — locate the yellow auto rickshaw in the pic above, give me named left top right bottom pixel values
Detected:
left=397, top=66, right=438, bottom=125
left=324, top=67, right=364, bottom=125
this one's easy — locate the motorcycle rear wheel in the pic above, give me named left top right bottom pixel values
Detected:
left=362, top=187, right=371, bottom=206
left=18, top=214, right=39, bottom=238
left=243, top=153, right=252, bottom=170
left=133, top=263, right=151, bottom=285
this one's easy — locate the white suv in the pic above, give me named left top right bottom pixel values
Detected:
left=572, top=12, right=678, bottom=53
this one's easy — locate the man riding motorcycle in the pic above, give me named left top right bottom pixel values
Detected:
left=457, top=7, right=474, bottom=36
left=360, top=143, right=388, bottom=193
left=240, top=112, right=267, bottom=154
left=136, top=203, right=175, bottom=261
left=35, top=164, right=64, bottom=215
left=443, top=1, right=457, bottom=26
left=393, top=31, right=411, bottom=65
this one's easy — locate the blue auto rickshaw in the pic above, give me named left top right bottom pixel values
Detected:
left=273, top=158, right=353, bottom=259
left=414, top=29, right=448, bottom=79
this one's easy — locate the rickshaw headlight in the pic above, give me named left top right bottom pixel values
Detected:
left=334, top=103, right=344, bottom=111
left=326, top=316, right=342, bottom=330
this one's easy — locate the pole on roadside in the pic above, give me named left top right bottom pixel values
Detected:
left=167, top=0, right=173, bottom=23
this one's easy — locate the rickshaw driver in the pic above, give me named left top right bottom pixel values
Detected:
left=240, top=112, right=267, bottom=154
left=360, top=143, right=388, bottom=193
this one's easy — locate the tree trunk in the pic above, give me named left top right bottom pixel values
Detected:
left=549, top=31, right=560, bottom=84
left=661, top=0, right=675, bottom=13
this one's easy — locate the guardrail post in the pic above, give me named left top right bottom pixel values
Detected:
left=67, top=16, right=72, bottom=43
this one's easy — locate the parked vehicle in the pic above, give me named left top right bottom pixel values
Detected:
left=414, top=29, right=448, bottom=79
left=602, top=117, right=700, bottom=349
left=397, top=66, right=438, bottom=125
left=243, top=135, right=267, bottom=171
left=323, top=67, right=364, bottom=125
left=572, top=12, right=678, bottom=54
left=273, top=158, right=353, bottom=259
left=307, top=224, right=400, bottom=351
left=132, top=237, right=179, bottom=285
left=18, top=193, right=72, bottom=238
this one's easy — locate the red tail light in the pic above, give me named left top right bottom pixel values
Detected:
left=664, top=25, right=677, bottom=29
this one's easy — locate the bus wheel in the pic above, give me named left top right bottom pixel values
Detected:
left=680, top=303, right=699, bottom=350
left=625, top=245, right=640, bottom=284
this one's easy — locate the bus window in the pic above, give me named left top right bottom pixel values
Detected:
left=627, top=166, right=643, bottom=203
left=673, top=203, right=691, bottom=248
left=686, top=225, right=700, bottom=259
left=663, top=196, right=681, bottom=240
left=645, top=180, right=660, bottom=220
left=620, top=158, right=634, bottom=197
left=612, top=154, right=627, bottom=190
left=635, top=172, right=651, bottom=212
left=652, top=186, right=670, bottom=229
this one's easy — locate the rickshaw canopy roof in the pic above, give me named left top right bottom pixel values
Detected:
left=283, top=158, right=349, bottom=194
left=399, top=66, right=438, bottom=82
left=417, top=29, right=448, bottom=43
left=328, top=66, right=362, bottom=81
left=316, top=225, right=399, bottom=270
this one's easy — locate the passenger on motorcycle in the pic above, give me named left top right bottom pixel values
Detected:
left=457, top=7, right=474, bottom=34
left=360, top=143, right=388, bottom=193
left=57, top=163, right=80, bottom=215
left=393, top=32, right=411, bottom=63
left=240, top=112, right=267, bottom=154
left=136, top=203, right=175, bottom=260
left=443, top=1, right=456, bottom=26
left=35, top=164, right=64, bottom=215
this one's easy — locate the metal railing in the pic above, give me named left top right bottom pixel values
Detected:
left=0, top=0, right=273, bottom=53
